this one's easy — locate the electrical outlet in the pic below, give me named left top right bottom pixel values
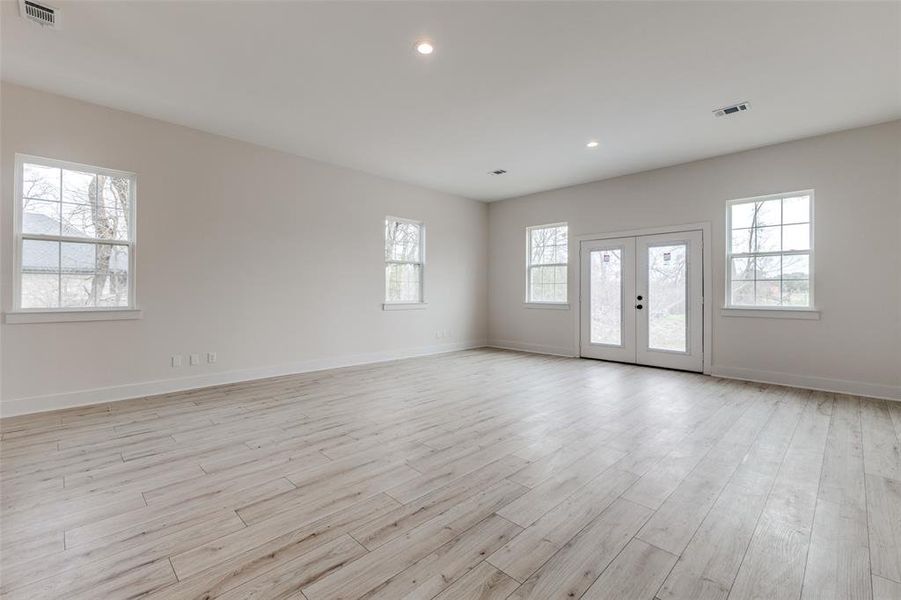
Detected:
left=171, top=355, right=183, bottom=368
left=207, top=352, right=217, bottom=364
left=190, top=353, right=200, bottom=366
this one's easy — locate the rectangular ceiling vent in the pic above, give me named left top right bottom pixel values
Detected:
left=714, top=102, right=750, bottom=117
left=18, top=0, right=60, bottom=28
left=489, top=169, right=507, bottom=176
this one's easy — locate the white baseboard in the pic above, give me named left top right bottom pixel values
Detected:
left=487, top=342, right=899, bottom=402
left=6, top=342, right=894, bottom=418
left=711, top=365, right=901, bottom=402
left=0, top=340, right=488, bottom=418
left=486, top=339, right=577, bottom=358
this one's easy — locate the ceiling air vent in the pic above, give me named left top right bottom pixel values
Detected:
left=714, top=102, right=750, bottom=117
left=489, top=169, right=507, bottom=176
left=18, top=0, right=60, bottom=28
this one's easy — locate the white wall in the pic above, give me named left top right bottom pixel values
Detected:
left=488, top=121, right=901, bottom=400
left=0, top=83, right=489, bottom=415
left=2, top=84, right=898, bottom=416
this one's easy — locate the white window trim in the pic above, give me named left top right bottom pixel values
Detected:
left=382, top=302, right=428, bottom=311
left=5, top=308, right=144, bottom=324
left=724, top=190, right=815, bottom=313
left=524, top=302, right=571, bottom=310
left=383, top=216, right=426, bottom=308
left=7, top=154, right=138, bottom=321
left=525, top=222, right=569, bottom=305
left=720, top=307, right=819, bottom=320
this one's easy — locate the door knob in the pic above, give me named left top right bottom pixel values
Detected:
left=636, top=304, right=643, bottom=309
left=636, top=295, right=643, bottom=300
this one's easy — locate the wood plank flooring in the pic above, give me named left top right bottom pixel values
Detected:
left=1, top=348, right=899, bottom=600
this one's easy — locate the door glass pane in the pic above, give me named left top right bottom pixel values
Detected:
left=589, top=248, right=622, bottom=345
left=647, top=244, right=687, bottom=352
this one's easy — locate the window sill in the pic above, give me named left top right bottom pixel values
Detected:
left=720, top=307, right=820, bottom=320
left=4, top=309, right=144, bottom=324
left=382, top=303, right=427, bottom=311
left=524, top=302, right=570, bottom=310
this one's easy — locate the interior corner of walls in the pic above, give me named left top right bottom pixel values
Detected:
left=0, top=339, right=488, bottom=418
left=710, top=365, right=901, bottom=402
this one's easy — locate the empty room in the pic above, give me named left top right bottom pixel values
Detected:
left=1, top=1, right=899, bottom=599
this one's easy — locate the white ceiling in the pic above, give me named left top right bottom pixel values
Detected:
left=2, top=1, right=899, bottom=201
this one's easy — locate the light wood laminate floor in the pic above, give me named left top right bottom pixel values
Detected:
left=1, top=349, right=899, bottom=600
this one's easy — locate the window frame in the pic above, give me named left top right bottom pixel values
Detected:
left=725, top=190, right=815, bottom=311
left=383, top=215, right=426, bottom=308
left=525, top=222, right=569, bottom=306
left=12, top=153, right=138, bottom=314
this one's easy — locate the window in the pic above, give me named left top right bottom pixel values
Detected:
left=727, top=191, right=813, bottom=308
left=385, top=217, right=424, bottom=304
left=527, top=223, right=568, bottom=304
left=15, top=155, right=136, bottom=311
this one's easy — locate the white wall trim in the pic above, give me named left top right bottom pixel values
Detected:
left=711, top=365, right=900, bottom=402
left=5, top=309, right=144, bottom=324
left=488, top=343, right=900, bottom=402
left=523, top=302, right=570, bottom=310
left=719, top=307, right=820, bottom=320
left=0, top=339, right=488, bottom=418
left=382, top=302, right=428, bottom=311
left=487, top=339, right=578, bottom=358
left=572, top=221, right=714, bottom=242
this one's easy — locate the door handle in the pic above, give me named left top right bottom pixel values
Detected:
left=636, top=304, right=643, bottom=310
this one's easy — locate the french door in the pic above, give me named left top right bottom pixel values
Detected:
left=579, top=230, right=703, bottom=372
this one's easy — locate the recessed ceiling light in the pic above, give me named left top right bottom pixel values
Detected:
left=586, top=140, right=599, bottom=148
left=414, top=40, right=434, bottom=55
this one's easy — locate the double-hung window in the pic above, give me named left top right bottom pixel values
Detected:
left=526, top=222, right=568, bottom=304
left=726, top=191, right=813, bottom=308
left=385, top=217, right=424, bottom=304
left=14, top=155, right=136, bottom=312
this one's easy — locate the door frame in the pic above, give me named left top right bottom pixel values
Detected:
left=573, top=222, right=713, bottom=375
